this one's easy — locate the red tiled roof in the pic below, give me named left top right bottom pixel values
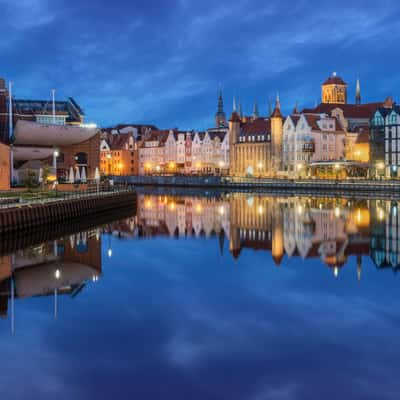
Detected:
left=229, top=111, right=241, bottom=123
left=271, top=107, right=283, bottom=118
left=241, top=118, right=271, bottom=135
left=302, top=102, right=383, bottom=119
left=322, top=76, right=347, bottom=86
left=302, top=114, right=345, bottom=132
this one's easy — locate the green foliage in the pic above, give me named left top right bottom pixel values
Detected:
left=23, top=170, right=39, bottom=189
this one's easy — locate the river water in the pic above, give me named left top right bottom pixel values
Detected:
left=0, top=192, right=399, bottom=399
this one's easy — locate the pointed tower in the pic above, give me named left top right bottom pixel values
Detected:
left=253, top=101, right=259, bottom=119
left=292, top=101, right=299, bottom=115
left=268, top=97, right=272, bottom=116
left=271, top=93, right=283, bottom=175
left=355, top=78, right=361, bottom=105
left=215, top=89, right=227, bottom=128
left=233, top=97, right=237, bottom=113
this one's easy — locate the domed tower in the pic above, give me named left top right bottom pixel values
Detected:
left=321, top=72, right=347, bottom=104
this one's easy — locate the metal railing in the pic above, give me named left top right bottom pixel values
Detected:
left=0, top=184, right=133, bottom=210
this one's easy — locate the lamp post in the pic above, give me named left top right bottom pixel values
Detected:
left=106, top=153, right=112, bottom=175
left=334, top=163, right=340, bottom=181
left=257, top=162, right=263, bottom=178
left=53, top=149, right=59, bottom=183
left=377, top=162, right=385, bottom=180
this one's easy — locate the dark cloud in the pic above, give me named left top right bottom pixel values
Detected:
left=1, top=0, right=399, bottom=129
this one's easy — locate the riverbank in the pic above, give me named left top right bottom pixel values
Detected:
left=0, top=189, right=136, bottom=234
left=114, top=175, right=400, bottom=199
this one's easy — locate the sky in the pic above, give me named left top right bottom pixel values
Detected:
left=1, top=0, right=400, bottom=130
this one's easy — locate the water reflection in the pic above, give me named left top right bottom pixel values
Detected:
left=0, top=229, right=102, bottom=330
left=107, top=194, right=399, bottom=278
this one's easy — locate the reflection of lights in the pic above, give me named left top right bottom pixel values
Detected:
left=257, top=162, right=263, bottom=169
left=258, top=205, right=264, bottom=215
left=319, top=203, right=323, bottom=210
left=297, top=205, right=303, bottom=215
left=334, top=163, right=340, bottom=170
left=357, top=209, right=361, bottom=224
left=297, top=163, right=303, bottom=171
left=334, top=207, right=340, bottom=218
left=195, top=203, right=202, bottom=213
left=92, top=275, right=99, bottom=282
left=108, top=248, right=113, bottom=258
left=55, top=269, right=61, bottom=280
left=218, top=160, right=225, bottom=168
left=393, top=206, right=398, bottom=217
left=378, top=208, right=385, bottom=221
left=247, top=197, right=254, bottom=207
left=155, top=165, right=161, bottom=172
left=145, top=200, right=152, bottom=209
left=169, top=202, right=176, bottom=211
left=377, top=162, right=385, bottom=170
left=334, top=267, right=339, bottom=278
left=218, top=206, right=225, bottom=216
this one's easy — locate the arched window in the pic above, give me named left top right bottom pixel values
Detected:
left=390, top=112, right=397, bottom=125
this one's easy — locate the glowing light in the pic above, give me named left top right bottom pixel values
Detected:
left=334, top=267, right=339, bottom=278
left=145, top=200, right=152, bottom=209
left=195, top=204, right=202, bottom=213
left=319, top=203, right=323, bottom=210
left=218, top=160, right=225, bottom=168
left=334, top=207, right=340, bottom=218
left=106, top=153, right=112, bottom=159
left=258, top=205, right=264, bottom=215
left=297, top=205, right=303, bottom=215
left=377, top=162, right=385, bottom=170
left=378, top=208, right=385, bottom=221
left=247, top=197, right=254, bottom=207
left=81, top=123, right=97, bottom=128
left=53, top=150, right=59, bottom=157
left=155, top=165, right=161, bottom=172
left=108, top=248, right=113, bottom=258
left=54, top=269, right=61, bottom=280
left=169, top=202, right=176, bottom=211
left=334, top=163, right=340, bottom=170
left=218, top=206, right=225, bottom=216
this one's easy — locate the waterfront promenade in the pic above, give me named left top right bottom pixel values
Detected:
left=115, top=175, right=400, bottom=199
left=0, top=186, right=136, bottom=234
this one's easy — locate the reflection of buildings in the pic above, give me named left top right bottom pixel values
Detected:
left=0, top=229, right=102, bottom=328
left=111, top=194, right=376, bottom=279
left=370, top=200, right=400, bottom=271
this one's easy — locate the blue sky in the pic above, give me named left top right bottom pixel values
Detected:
left=1, top=0, right=399, bottom=130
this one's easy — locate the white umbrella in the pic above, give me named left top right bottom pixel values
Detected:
left=75, top=166, right=81, bottom=181
left=38, top=168, right=43, bottom=183
left=81, top=167, right=87, bottom=183
left=95, top=167, right=100, bottom=182
left=69, top=166, right=75, bottom=183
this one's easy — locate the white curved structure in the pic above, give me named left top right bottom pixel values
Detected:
left=13, top=146, right=54, bottom=161
left=14, top=120, right=98, bottom=147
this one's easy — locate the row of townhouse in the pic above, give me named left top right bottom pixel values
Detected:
left=139, top=128, right=229, bottom=175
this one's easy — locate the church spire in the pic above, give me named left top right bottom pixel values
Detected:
left=215, top=87, right=226, bottom=128
left=293, top=101, right=299, bottom=115
left=271, top=93, right=282, bottom=119
left=238, top=102, right=243, bottom=119
left=233, top=96, right=237, bottom=112
left=253, top=101, right=259, bottom=119
left=356, top=78, right=361, bottom=105
left=268, top=97, right=272, bottom=117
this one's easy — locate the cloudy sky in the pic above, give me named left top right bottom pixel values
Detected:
left=1, top=0, right=399, bottom=129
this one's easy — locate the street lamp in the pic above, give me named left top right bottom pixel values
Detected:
left=334, top=163, right=340, bottom=180
left=53, top=149, right=59, bottom=183
left=377, top=162, right=385, bottom=180
left=257, top=162, right=263, bottom=177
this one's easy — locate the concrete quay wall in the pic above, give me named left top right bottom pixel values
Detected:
left=0, top=191, right=136, bottom=234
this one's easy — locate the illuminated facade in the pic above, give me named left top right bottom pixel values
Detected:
left=228, top=96, right=283, bottom=177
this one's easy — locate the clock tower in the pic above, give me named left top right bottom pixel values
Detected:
left=215, top=89, right=227, bottom=128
